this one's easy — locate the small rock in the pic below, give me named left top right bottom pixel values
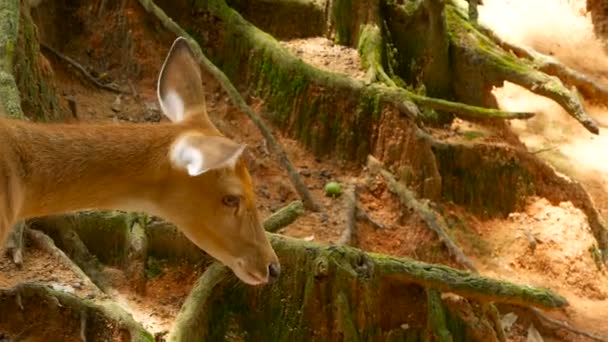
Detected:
left=501, top=312, right=518, bottom=331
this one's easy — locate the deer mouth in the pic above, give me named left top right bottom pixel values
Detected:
left=231, top=265, right=268, bottom=286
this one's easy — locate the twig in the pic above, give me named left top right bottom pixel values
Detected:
left=40, top=43, right=128, bottom=94
left=366, top=155, right=478, bottom=272
left=136, top=0, right=322, bottom=212
left=337, top=183, right=357, bottom=246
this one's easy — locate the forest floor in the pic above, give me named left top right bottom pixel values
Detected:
left=1, top=0, right=607, bottom=340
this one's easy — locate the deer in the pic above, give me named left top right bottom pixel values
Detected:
left=0, top=37, right=280, bottom=286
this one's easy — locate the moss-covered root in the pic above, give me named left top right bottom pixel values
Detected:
left=4, top=221, right=25, bottom=266
left=427, top=289, right=454, bottom=342
left=337, top=183, right=357, bottom=246
left=263, top=200, right=306, bottom=232
left=0, top=0, right=23, bottom=118
left=28, top=219, right=110, bottom=292
left=25, top=228, right=104, bottom=293
left=0, top=283, right=153, bottom=341
left=167, top=234, right=566, bottom=340
left=125, top=220, right=148, bottom=294
left=166, top=263, right=230, bottom=341
left=479, top=24, right=608, bottom=104
left=447, top=4, right=599, bottom=134
left=137, top=0, right=322, bottom=213
left=412, top=94, right=535, bottom=120
left=367, top=155, right=477, bottom=272
left=358, top=24, right=396, bottom=87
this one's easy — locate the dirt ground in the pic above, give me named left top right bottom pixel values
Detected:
left=1, top=0, right=608, bottom=340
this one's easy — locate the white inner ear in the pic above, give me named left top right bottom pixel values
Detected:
left=221, top=145, right=246, bottom=169
left=158, top=90, right=185, bottom=122
left=170, top=137, right=207, bottom=176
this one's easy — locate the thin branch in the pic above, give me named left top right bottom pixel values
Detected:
left=136, top=0, right=322, bottom=212
left=40, top=43, right=128, bottom=95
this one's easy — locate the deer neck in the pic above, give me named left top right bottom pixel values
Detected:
left=7, top=119, right=184, bottom=219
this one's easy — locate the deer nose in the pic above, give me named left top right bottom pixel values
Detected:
left=268, top=262, right=281, bottom=283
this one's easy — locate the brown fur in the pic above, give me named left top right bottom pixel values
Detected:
left=0, top=37, right=279, bottom=285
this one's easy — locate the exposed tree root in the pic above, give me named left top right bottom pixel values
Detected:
left=0, top=283, right=153, bottom=341
left=125, top=219, right=148, bottom=294
left=0, top=0, right=23, bottom=119
left=166, top=234, right=566, bottom=340
left=367, top=155, right=478, bottom=272
left=263, top=200, right=306, bottom=233
left=355, top=205, right=387, bottom=230
left=357, top=24, right=396, bottom=87
left=40, top=43, right=128, bottom=94
left=355, top=20, right=534, bottom=121
left=337, top=183, right=357, bottom=246
left=447, top=4, right=599, bottom=134
left=529, top=307, right=607, bottom=342
left=4, top=221, right=25, bottom=266
left=411, top=95, right=534, bottom=120
left=137, top=0, right=322, bottom=212
left=478, top=24, right=608, bottom=104
left=427, top=288, right=454, bottom=342
left=24, top=228, right=104, bottom=294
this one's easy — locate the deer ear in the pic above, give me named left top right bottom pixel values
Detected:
left=170, top=133, right=246, bottom=176
left=157, top=37, right=207, bottom=123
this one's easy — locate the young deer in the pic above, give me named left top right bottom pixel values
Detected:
left=0, top=37, right=280, bottom=285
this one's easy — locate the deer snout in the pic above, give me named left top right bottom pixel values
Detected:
left=267, top=262, right=281, bottom=283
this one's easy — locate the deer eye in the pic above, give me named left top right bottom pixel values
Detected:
left=222, top=195, right=240, bottom=208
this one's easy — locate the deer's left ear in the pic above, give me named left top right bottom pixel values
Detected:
left=170, top=133, right=246, bottom=176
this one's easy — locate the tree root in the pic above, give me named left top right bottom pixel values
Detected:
left=263, top=200, right=306, bottom=233
left=356, top=20, right=532, bottom=121
left=447, top=4, right=599, bottom=134
left=167, top=234, right=566, bottom=340
left=0, top=283, right=153, bottom=341
left=357, top=24, right=396, bottom=87
left=427, top=288, right=454, bottom=342
left=137, top=0, right=322, bottom=213
left=125, top=219, right=148, bottom=294
left=337, top=183, right=357, bottom=246
left=40, top=43, right=128, bottom=95
left=478, top=24, right=608, bottom=104
left=24, top=228, right=104, bottom=294
left=4, top=221, right=25, bottom=266
left=528, top=307, right=607, bottom=342
left=355, top=205, right=387, bottom=230
left=367, top=155, right=477, bottom=272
